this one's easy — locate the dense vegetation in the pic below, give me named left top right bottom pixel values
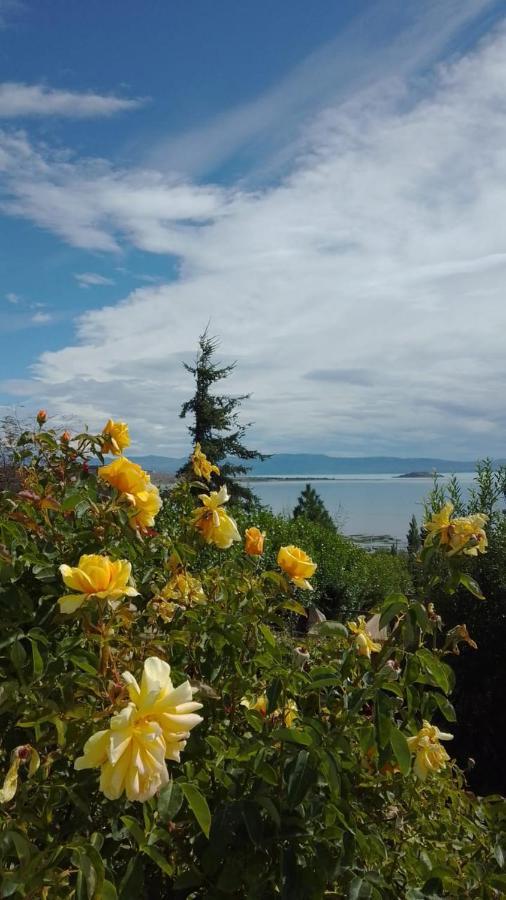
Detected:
left=0, top=416, right=504, bottom=898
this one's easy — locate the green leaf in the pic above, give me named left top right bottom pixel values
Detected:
left=141, top=845, right=174, bottom=876
left=286, top=750, right=314, bottom=808
left=416, top=648, right=453, bottom=694
left=29, top=638, right=43, bottom=678
left=281, top=598, right=307, bottom=616
left=120, top=816, right=146, bottom=848
left=271, top=727, right=313, bottom=746
left=118, top=856, right=144, bottom=900
left=459, top=573, right=485, bottom=600
left=308, top=620, right=348, bottom=638
left=157, top=780, right=184, bottom=822
left=180, top=783, right=211, bottom=838
left=389, top=725, right=411, bottom=775
left=259, top=623, right=276, bottom=648
left=430, top=692, right=457, bottom=723
left=379, top=594, right=408, bottom=630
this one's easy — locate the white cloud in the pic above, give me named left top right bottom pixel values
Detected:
left=75, top=272, right=115, bottom=288
left=0, top=130, right=230, bottom=252
left=31, top=311, right=52, bottom=324
left=0, top=83, right=144, bottom=118
left=5, top=291, right=19, bottom=303
left=3, top=12, right=506, bottom=458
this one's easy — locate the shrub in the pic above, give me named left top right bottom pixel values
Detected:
left=0, top=419, right=504, bottom=898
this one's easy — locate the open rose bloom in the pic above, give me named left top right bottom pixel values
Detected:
left=75, top=658, right=203, bottom=802
left=101, top=419, right=130, bottom=456
left=277, top=545, right=316, bottom=590
left=58, top=554, right=139, bottom=614
left=192, top=485, right=241, bottom=549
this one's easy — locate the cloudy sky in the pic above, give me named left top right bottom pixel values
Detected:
left=1, top=0, right=506, bottom=458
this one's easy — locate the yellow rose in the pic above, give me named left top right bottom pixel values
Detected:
left=277, top=545, right=316, bottom=590
left=347, top=616, right=382, bottom=659
left=75, top=657, right=203, bottom=802
left=128, top=483, right=162, bottom=531
left=101, top=419, right=130, bottom=456
left=407, top=721, right=453, bottom=780
left=58, top=554, right=138, bottom=614
left=98, top=456, right=150, bottom=498
left=160, top=572, right=206, bottom=606
left=240, top=695, right=268, bottom=717
left=191, top=442, right=220, bottom=482
left=424, top=504, right=488, bottom=556
left=448, top=514, right=488, bottom=556
left=244, top=526, right=265, bottom=556
left=192, top=485, right=241, bottom=549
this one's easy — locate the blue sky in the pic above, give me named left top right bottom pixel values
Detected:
left=1, top=0, right=506, bottom=457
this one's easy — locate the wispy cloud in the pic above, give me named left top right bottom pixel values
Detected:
left=75, top=272, right=115, bottom=288
left=0, top=130, right=229, bottom=251
left=0, top=83, right=145, bottom=118
left=31, top=311, right=52, bottom=324
left=5, top=291, right=19, bottom=304
left=147, top=0, right=500, bottom=178
left=3, top=7, right=506, bottom=458
left=0, top=0, right=23, bottom=29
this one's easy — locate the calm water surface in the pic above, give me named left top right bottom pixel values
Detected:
left=246, top=473, right=477, bottom=544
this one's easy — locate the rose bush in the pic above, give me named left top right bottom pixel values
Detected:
left=0, top=417, right=504, bottom=898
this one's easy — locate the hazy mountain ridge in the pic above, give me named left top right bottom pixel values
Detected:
left=131, top=453, right=504, bottom=476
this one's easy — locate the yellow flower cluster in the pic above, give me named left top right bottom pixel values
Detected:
left=407, top=721, right=453, bottom=780
left=101, top=419, right=130, bottom=456
left=424, top=503, right=488, bottom=556
left=58, top=554, right=138, bottom=614
left=347, top=616, right=382, bottom=659
left=75, top=657, right=203, bottom=802
left=99, top=456, right=161, bottom=531
left=191, top=442, right=220, bottom=482
left=192, top=485, right=241, bottom=549
left=277, top=545, right=317, bottom=590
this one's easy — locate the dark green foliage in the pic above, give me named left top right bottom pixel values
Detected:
left=422, top=460, right=506, bottom=795
left=293, top=483, right=335, bottom=530
left=178, top=330, right=268, bottom=504
left=406, top=514, right=421, bottom=557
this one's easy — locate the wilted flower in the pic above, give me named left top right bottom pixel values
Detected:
left=191, top=443, right=220, bottom=482
left=101, top=419, right=130, bottom=456
left=277, top=545, right=316, bottom=590
left=128, top=483, right=162, bottom=531
left=347, top=616, right=382, bottom=659
left=58, top=554, right=138, bottom=614
left=293, top=645, right=310, bottom=669
left=75, top=657, right=203, bottom=802
left=244, top=526, right=265, bottom=556
left=192, top=485, right=241, bottom=549
left=407, top=721, right=453, bottom=780
left=445, top=623, right=478, bottom=655
left=160, top=572, right=206, bottom=606
left=98, top=456, right=151, bottom=498
left=0, top=745, right=40, bottom=804
left=36, top=409, right=47, bottom=426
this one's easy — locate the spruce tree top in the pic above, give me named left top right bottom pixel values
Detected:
left=179, top=330, right=268, bottom=503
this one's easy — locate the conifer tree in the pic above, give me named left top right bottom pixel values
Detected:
left=292, top=483, right=335, bottom=530
left=406, top=514, right=421, bottom=557
left=179, top=329, right=268, bottom=504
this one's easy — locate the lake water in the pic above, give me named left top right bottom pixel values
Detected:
left=245, top=473, right=478, bottom=547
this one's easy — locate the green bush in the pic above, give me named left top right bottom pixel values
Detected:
left=0, top=419, right=504, bottom=898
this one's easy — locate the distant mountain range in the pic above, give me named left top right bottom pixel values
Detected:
left=131, top=453, right=504, bottom=477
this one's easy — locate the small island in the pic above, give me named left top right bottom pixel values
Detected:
left=397, top=471, right=441, bottom=478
